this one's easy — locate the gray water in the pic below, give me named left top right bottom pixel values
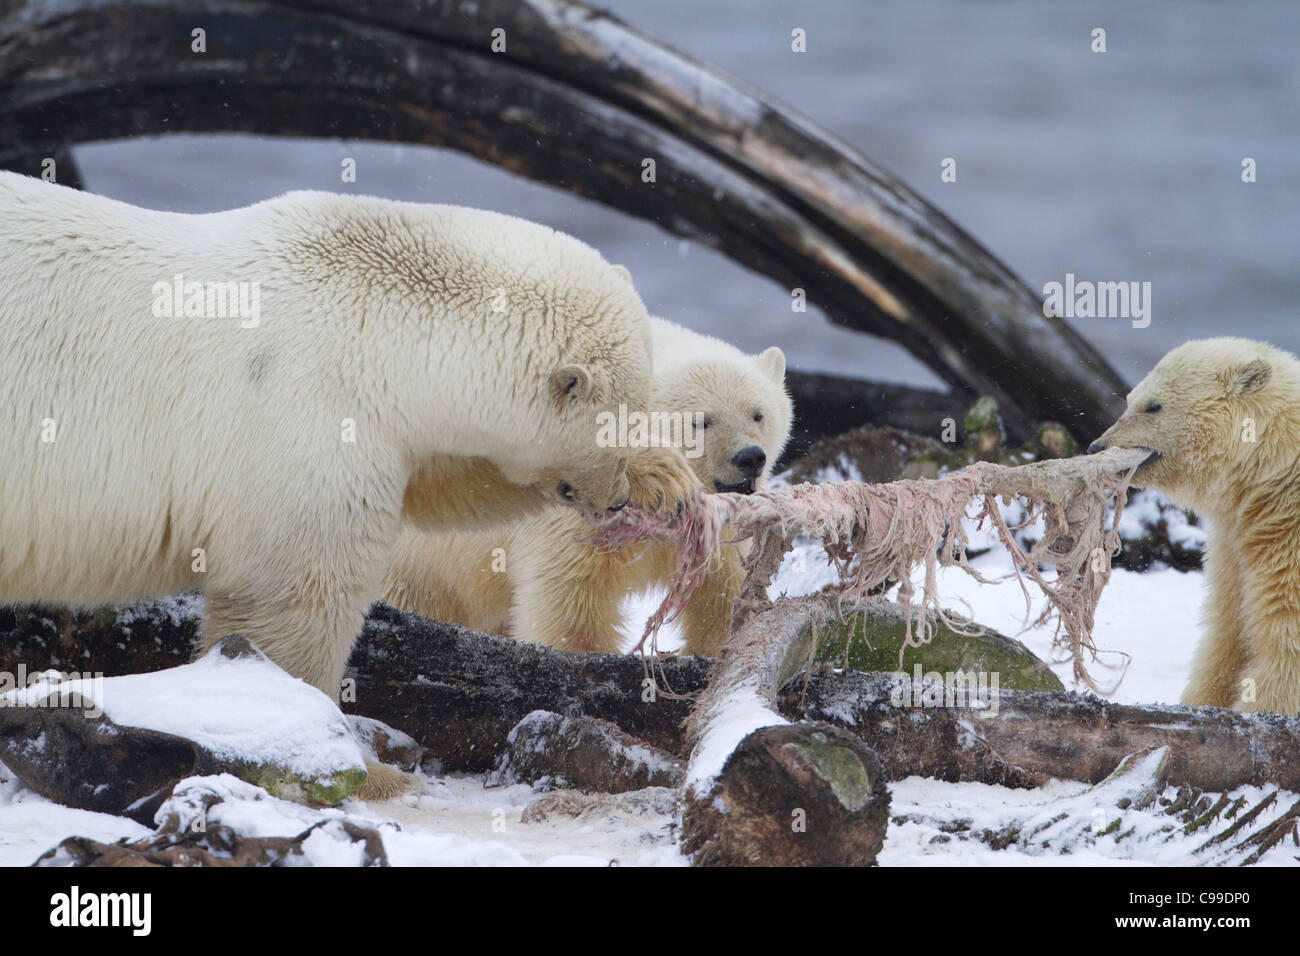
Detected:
left=72, top=0, right=1300, bottom=390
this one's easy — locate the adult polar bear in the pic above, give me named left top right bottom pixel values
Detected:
left=382, top=318, right=793, bottom=656
left=0, top=172, right=697, bottom=700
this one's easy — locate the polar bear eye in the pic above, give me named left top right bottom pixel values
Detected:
left=753, top=412, right=763, bottom=422
left=700, top=417, right=711, bottom=429
left=1142, top=402, right=1162, bottom=414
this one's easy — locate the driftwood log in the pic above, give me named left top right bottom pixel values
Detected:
left=5, top=598, right=1300, bottom=864
left=345, top=604, right=1300, bottom=795
left=761, top=595, right=1300, bottom=794
left=8, top=599, right=1299, bottom=798
left=792, top=664, right=1300, bottom=794
left=0, top=0, right=1128, bottom=441
left=344, top=603, right=709, bottom=771
left=677, top=592, right=892, bottom=866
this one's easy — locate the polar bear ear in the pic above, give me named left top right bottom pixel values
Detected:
left=611, top=264, right=633, bottom=284
left=754, top=346, right=786, bottom=384
left=1228, top=357, right=1271, bottom=395
left=550, top=364, right=596, bottom=406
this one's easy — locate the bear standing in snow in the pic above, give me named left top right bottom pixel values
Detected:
left=0, top=173, right=698, bottom=700
left=382, top=317, right=793, bottom=656
left=1089, top=337, right=1300, bottom=715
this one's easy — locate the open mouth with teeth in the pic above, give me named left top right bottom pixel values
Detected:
left=714, top=477, right=757, bottom=494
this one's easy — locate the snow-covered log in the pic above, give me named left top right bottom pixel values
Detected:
left=7, top=597, right=1300, bottom=807
left=677, top=591, right=1300, bottom=864
left=784, top=647, right=1300, bottom=795
left=676, top=593, right=891, bottom=866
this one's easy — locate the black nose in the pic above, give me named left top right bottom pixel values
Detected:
left=1087, top=442, right=1103, bottom=454
left=732, top=446, right=766, bottom=478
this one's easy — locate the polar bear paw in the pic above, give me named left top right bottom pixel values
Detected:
left=625, top=445, right=701, bottom=517
left=354, top=760, right=416, bottom=802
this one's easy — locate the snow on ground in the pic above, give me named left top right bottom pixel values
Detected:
left=362, top=777, right=684, bottom=866
left=1, top=491, right=1293, bottom=866
left=878, top=773, right=1296, bottom=867
left=160, top=773, right=683, bottom=866
left=0, top=761, right=684, bottom=867
left=881, top=775, right=1159, bottom=867
left=0, top=762, right=150, bottom=868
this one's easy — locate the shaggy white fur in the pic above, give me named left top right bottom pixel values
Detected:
left=0, top=172, right=695, bottom=700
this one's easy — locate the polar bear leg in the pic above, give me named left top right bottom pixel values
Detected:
left=201, top=591, right=366, bottom=701
left=1237, top=642, right=1300, bottom=716
left=1236, top=590, right=1300, bottom=717
left=1183, top=625, right=1249, bottom=709
left=509, top=513, right=634, bottom=654
left=382, top=529, right=513, bottom=634
left=1182, top=541, right=1249, bottom=709
left=680, top=543, right=746, bottom=657
left=1235, top=610, right=1300, bottom=716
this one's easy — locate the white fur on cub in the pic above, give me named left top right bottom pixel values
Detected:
left=0, top=173, right=700, bottom=698
left=382, top=317, right=793, bottom=655
left=1090, top=337, right=1300, bottom=715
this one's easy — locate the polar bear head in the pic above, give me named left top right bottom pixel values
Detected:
left=486, top=266, right=654, bottom=514
left=1088, top=337, right=1300, bottom=513
left=275, top=193, right=659, bottom=516
left=349, top=203, right=659, bottom=515
left=529, top=348, right=650, bottom=512
left=650, top=320, right=793, bottom=495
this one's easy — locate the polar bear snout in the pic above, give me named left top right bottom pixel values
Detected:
left=713, top=446, right=767, bottom=495
left=731, top=445, right=766, bottom=477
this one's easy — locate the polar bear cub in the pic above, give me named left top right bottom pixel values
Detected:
left=0, top=173, right=698, bottom=700
left=1089, top=337, right=1300, bottom=715
left=382, top=318, right=793, bottom=656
